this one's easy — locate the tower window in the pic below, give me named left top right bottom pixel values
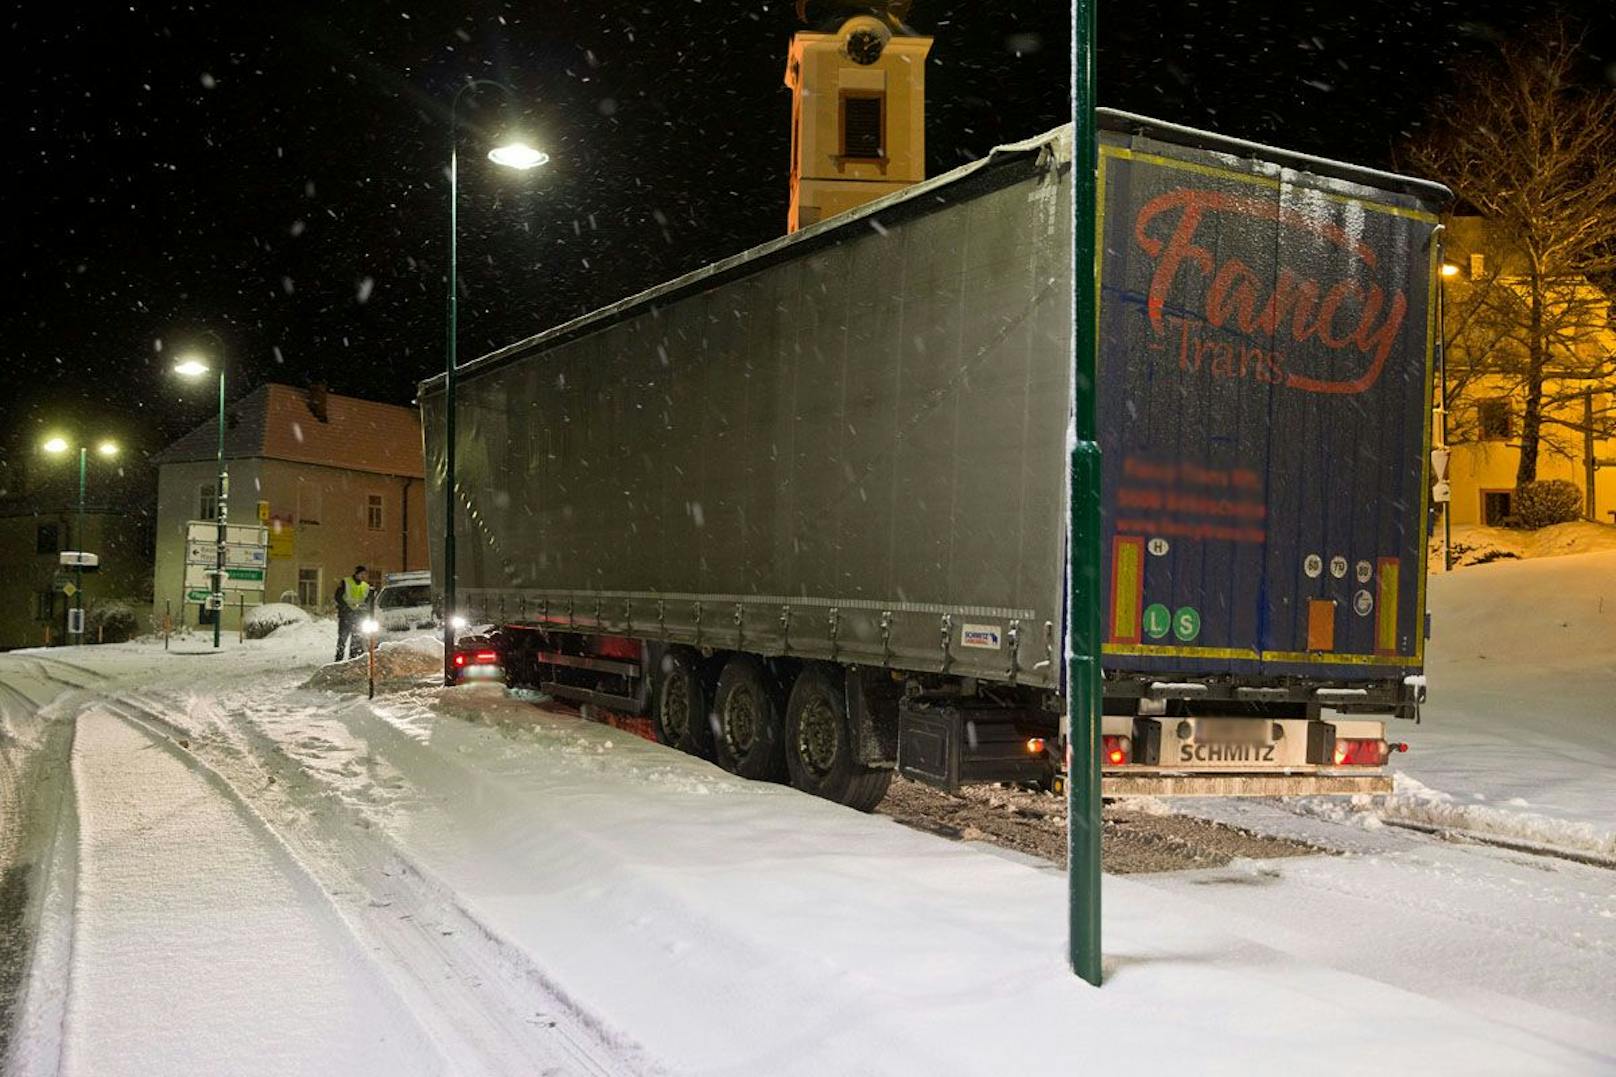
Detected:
left=841, top=94, right=885, bottom=159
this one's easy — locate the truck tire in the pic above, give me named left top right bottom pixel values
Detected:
left=712, top=655, right=789, bottom=782
left=784, top=664, right=894, bottom=813
left=653, top=647, right=712, bottom=757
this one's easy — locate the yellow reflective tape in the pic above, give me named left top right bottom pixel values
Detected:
left=1376, top=558, right=1400, bottom=654
left=1109, top=536, right=1144, bottom=643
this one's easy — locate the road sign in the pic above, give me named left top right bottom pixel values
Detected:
left=186, top=541, right=268, bottom=568
left=186, top=521, right=269, bottom=548
left=62, top=582, right=78, bottom=598
left=185, top=588, right=212, bottom=603
left=59, top=551, right=100, bottom=569
left=67, top=609, right=84, bottom=634
left=184, top=564, right=264, bottom=592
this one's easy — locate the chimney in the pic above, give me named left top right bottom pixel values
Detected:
left=307, top=382, right=330, bottom=423
left=785, top=1, right=932, bottom=232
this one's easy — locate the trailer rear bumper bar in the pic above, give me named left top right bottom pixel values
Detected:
left=1101, top=772, right=1392, bottom=797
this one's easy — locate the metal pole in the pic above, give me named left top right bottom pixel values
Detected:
left=1068, top=0, right=1103, bottom=987
left=75, top=446, right=86, bottom=644
left=1584, top=390, right=1597, bottom=522
left=443, top=92, right=461, bottom=687
left=1438, top=270, right=1452, bottom=572
left=215, top=363, right=227, bottom=648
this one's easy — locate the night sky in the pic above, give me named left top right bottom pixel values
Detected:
left=4, top=0, right=1613, bottom=494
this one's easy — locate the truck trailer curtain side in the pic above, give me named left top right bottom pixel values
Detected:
left=420, top=112, right=1449, bottom=798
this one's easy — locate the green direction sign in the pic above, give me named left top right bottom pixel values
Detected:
left=1143, top=603, right=1171, bottom=640
left=1173, top=606, right=1202, bottom=642
left=224, top=567, right=265, bottom=582
left=185, top=588, right=213, bottom=603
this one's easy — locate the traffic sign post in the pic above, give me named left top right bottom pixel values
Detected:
left=184, top=519, right=268, bottom=636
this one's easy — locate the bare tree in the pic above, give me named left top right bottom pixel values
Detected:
left=1408, top=23, right=1616, bottom=487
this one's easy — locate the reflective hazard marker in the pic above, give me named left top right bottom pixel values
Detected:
left=1109, top=536, right=1144, bottom=643
left=1375, top=557, right=1400, bottom=654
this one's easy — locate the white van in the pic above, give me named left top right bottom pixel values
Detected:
left=374, top=571, right=437, bottom=636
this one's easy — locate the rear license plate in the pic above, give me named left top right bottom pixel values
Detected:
left=1194, top=718, right=1271, bottom=745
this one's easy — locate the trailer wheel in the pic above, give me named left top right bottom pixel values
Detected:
left=784, top=665, right=894, bottom=812
left=654, top=647, right=712, bottom=757
left=712, top=655, right=788, bottom=782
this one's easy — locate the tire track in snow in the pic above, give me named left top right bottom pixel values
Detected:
left=64, top=705, right=445, bottom=1076
left=103, top=690, right=657, bottom=1077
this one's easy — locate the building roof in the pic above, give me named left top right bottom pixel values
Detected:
left=153, top=383, right=423, bottom=479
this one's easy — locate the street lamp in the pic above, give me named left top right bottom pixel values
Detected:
left=443, top=78, right=550, bottom=685
left=172, top=330, right=229, bottom=649
left=41, top=434, right=119, bottom=644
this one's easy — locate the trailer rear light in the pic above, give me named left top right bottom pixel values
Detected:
left=473, top=650, right=498, bottom=664
left=1102, top=734, right=1131, bottom=766
left=1333, top=738, right=1388, bottom=766
left=1025, top=737, right=1047, bottom=755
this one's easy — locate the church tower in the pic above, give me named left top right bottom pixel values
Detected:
left=784, top=2, right=933, bottom=232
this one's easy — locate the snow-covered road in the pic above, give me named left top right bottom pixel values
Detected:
left=1, top=606, right=1612, bottom=1075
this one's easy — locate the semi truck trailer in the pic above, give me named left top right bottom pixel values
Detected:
left=420, top=110, right=1450, bottom=810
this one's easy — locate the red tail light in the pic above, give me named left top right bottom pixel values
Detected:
left=1102, top=734, right=1131, bottom=766
left=453, top=654, right=467, bottom=668
left=1333, top=738, right=1389, bottom=766
left=473, top=650, right=498, bottom=664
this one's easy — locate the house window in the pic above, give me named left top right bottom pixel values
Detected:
left=1477, top=398, right=1512, bottom=440
left=1482, top=490, right=1513, bottom=527
left=841, top=94, right=884, bottom=159
left=367, top=494, right=384, bottom=531
left=198, top=483, right=218, bottom=521
left=36, top=523, right=59, bottom=554
left=36, top=591, right=55, bottom=622
left=1469, top=252, right=1486, bottom=280
left=297, top=566, right=322, bottom=609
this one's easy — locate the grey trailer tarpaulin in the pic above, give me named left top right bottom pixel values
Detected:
left=421, top=129, right=1077, bottom=689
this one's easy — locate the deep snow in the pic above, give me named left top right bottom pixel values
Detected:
left=1, top=553, right=1613, bottom=1075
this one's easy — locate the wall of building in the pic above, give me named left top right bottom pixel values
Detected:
left=1444, top=377, right=1616, bottom=526
left=154, top=457, right=426, bottom=629
left=0, top=510, right=153, bottom=649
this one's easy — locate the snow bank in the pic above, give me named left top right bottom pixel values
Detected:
left=1402, top=549, right=1616, bottom=855
left=303, top=635, right=443, bottom=693
left=1431, top=520, right=1616, bottom=569
left=243, top=602, right=311, bottom=639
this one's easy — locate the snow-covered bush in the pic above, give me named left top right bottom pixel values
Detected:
left=1515, top=480, right=1581, bottom=530
left=245, top=602, right=313, bottom=639
left=88, top=602, right=138, bottom=643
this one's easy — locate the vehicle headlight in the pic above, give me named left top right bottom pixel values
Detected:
left=360, top=618, right=379, bottom=635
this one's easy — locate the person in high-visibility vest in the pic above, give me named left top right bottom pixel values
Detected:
left=333, top=564, right=372, bottom=661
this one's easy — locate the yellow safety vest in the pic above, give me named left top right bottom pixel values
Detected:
left=344, top=578, right=371, bottom=607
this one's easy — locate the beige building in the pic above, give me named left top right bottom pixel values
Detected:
left=152, top=384, right=427, bottom=630
left=784, top=7, right=931, bottom=232
left=1440, top=217, right=1616, bottom=525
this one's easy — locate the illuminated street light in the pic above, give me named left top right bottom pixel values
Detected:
left=171, top=331, right=229, bottom=649
left=487, top=141, right=549, bottom=170
left=39, top=434, right=120, bottom=644
left=443, top=79, right=548, bottom=686
left=1440, top=263, right=1460, bottom=278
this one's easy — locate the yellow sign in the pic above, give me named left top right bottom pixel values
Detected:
left=62, top=582, right=78, bottom=598
left=258, top=500, right=271, bottom=522
left=268, top=515, right=296, bottom=560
